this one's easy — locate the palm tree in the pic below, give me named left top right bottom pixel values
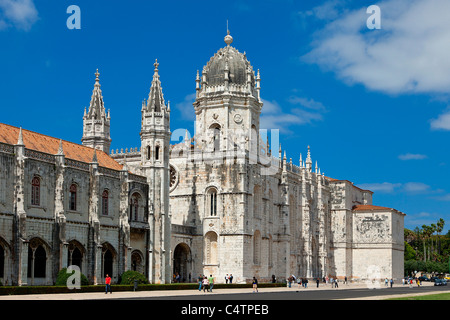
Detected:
left=431, top=223, right=437, bottom=260
left=422, top=225, right=433, bottom=262
left=436, top=218, right=445, bottom=256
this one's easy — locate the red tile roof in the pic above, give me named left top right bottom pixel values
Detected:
left=0, top=123, right=123, bottom=171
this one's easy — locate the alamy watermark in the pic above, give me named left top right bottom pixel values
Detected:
left=66, top=265, right=81, bottom=290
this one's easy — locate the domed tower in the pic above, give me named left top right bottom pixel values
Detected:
left=194, top=30, right=262, bottom=155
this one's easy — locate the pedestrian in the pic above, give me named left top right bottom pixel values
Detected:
left=288, top=275, right=293, bottom=288
left=202, top=276, right=209, bottom=292
left=198, top=274, right=203, bottom=291
left=297, top=277, right=301, bottom=288
left=272, top=275, right=276, bottom=283
left=409, top=279, right=413, bottom=288
left=225, top=274, right=229, bottom=284
left=316, top=278, right=320, bottom=288
left=390, top=278, right=393, bottom=288
left=344, top=276, right=347, bottom=284
left=252, top=277, right=258, bottom=293
left=325, top=276, right=329, bottom=284
left=105, top=274, right=112, bottom=294
left=304, top=278, right=308, bottom=288
left=385, top=278, right=388, bottom=287
left=229, top=274, right=233, bottom=284
left=208, top=274, right=214, bottom=292
left=334, top=278, right=339, bottom=288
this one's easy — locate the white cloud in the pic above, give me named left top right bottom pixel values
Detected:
left=174, top=93, right=196, bottom=121
left=398, top=153, right=427, bottom=160
left=302, top=0, right=450, bottom=95
left=0, top=0, right=38, bottom=31
left=402, top=182, right=430, bottom=193
left=260, top=98, right=326, bottom=133
left=357, top=182, right=402, bottom=193
left=430, top=108, right=450, bottom=130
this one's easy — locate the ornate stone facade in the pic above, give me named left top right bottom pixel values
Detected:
left=0, top=32, right=405, bottom=286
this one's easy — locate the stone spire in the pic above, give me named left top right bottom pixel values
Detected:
left=86, top=69, right=107, bottom=121
left=305, top=145, right=312, bottom=171
left=57, top=139, right=64, bottom=156
left=145, top=59, right=166, bottom=113
left=82, top=69, right=112, bottom=153
left=17, top=127, right=24, bottom=146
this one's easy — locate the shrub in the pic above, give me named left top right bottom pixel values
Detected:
left=119, top=271, right=149, bottom=285
left=55, top=268, right=89, bottom=286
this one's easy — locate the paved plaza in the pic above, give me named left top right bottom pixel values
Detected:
left=0, top=281, right=447, bottom=300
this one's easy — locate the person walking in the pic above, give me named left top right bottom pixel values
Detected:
left=202, top=276, right=209, bottom=292
left=252, top=277, right=258, bottom=293
left=208, top=274, right=214, bottom=292
left=229, top=274, right=233, bottom=284
left=334, top=278, right=339, bottom=288
left=304, top=278, right=308, bottom=288
left=198, top=274, right=203, bottom=291
left=316, top=278, right=320, bottom=288
left=344, top=276, right=347, bottom=284
left=390, top=278, right=393, bottom=288
left=225, top=274, right=229, bottom=284
left=105, top=274, right=112, bottom=294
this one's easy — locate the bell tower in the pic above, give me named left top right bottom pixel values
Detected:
left=140, top=60, right=171, bottom=284
left=193, top=31, right=263, bottom=154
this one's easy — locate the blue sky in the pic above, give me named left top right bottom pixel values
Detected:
left=0, top=0, right=449, bottom=233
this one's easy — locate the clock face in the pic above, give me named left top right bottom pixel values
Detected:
left=169, top=165, right=178, bottom=191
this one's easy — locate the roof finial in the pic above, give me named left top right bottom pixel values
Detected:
left=154, top=59, right=159, bottom=72
left=17, top=127, right=24, bottom=146
left=224, top=20, right=233, bottom=46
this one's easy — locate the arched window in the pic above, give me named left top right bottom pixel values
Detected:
left=69, top=184, right=77, bottom=211
left=155, top=145, right=160, bottom=161
left=27, top=240, right=47, bottom=279
left=129, top=193, right=140, bottom=221
left=210, top=124, right=221, bottom=152
left=102, top=190, right=109, bottom=216
left=67, top=242, right=84, bottom=272
left=146, top=146, right=151, bottom=160
left=253, top=230, right=261, bottom=265
left=31, top=176, right=40, bottom=206
left=208, top=188, right=218, bottom=216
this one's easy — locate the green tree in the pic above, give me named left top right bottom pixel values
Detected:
left=404, top=241, right=416, bottom=260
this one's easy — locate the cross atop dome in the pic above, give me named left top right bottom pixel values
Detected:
left=224, top=20, right=233, bottom=46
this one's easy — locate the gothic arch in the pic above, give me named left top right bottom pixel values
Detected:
left=101, top=242, right=117, bottom=282
left=131, top=250, right=144, bottom=274
left=67, top=240, right=85, bottom=272
left=173, top=243, right=192, bottom=282
left=129, top=191, right=144, bottom=222
left=0, top=237, right=11, bottom=284
left=27, top=237, right=51, bottom=285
